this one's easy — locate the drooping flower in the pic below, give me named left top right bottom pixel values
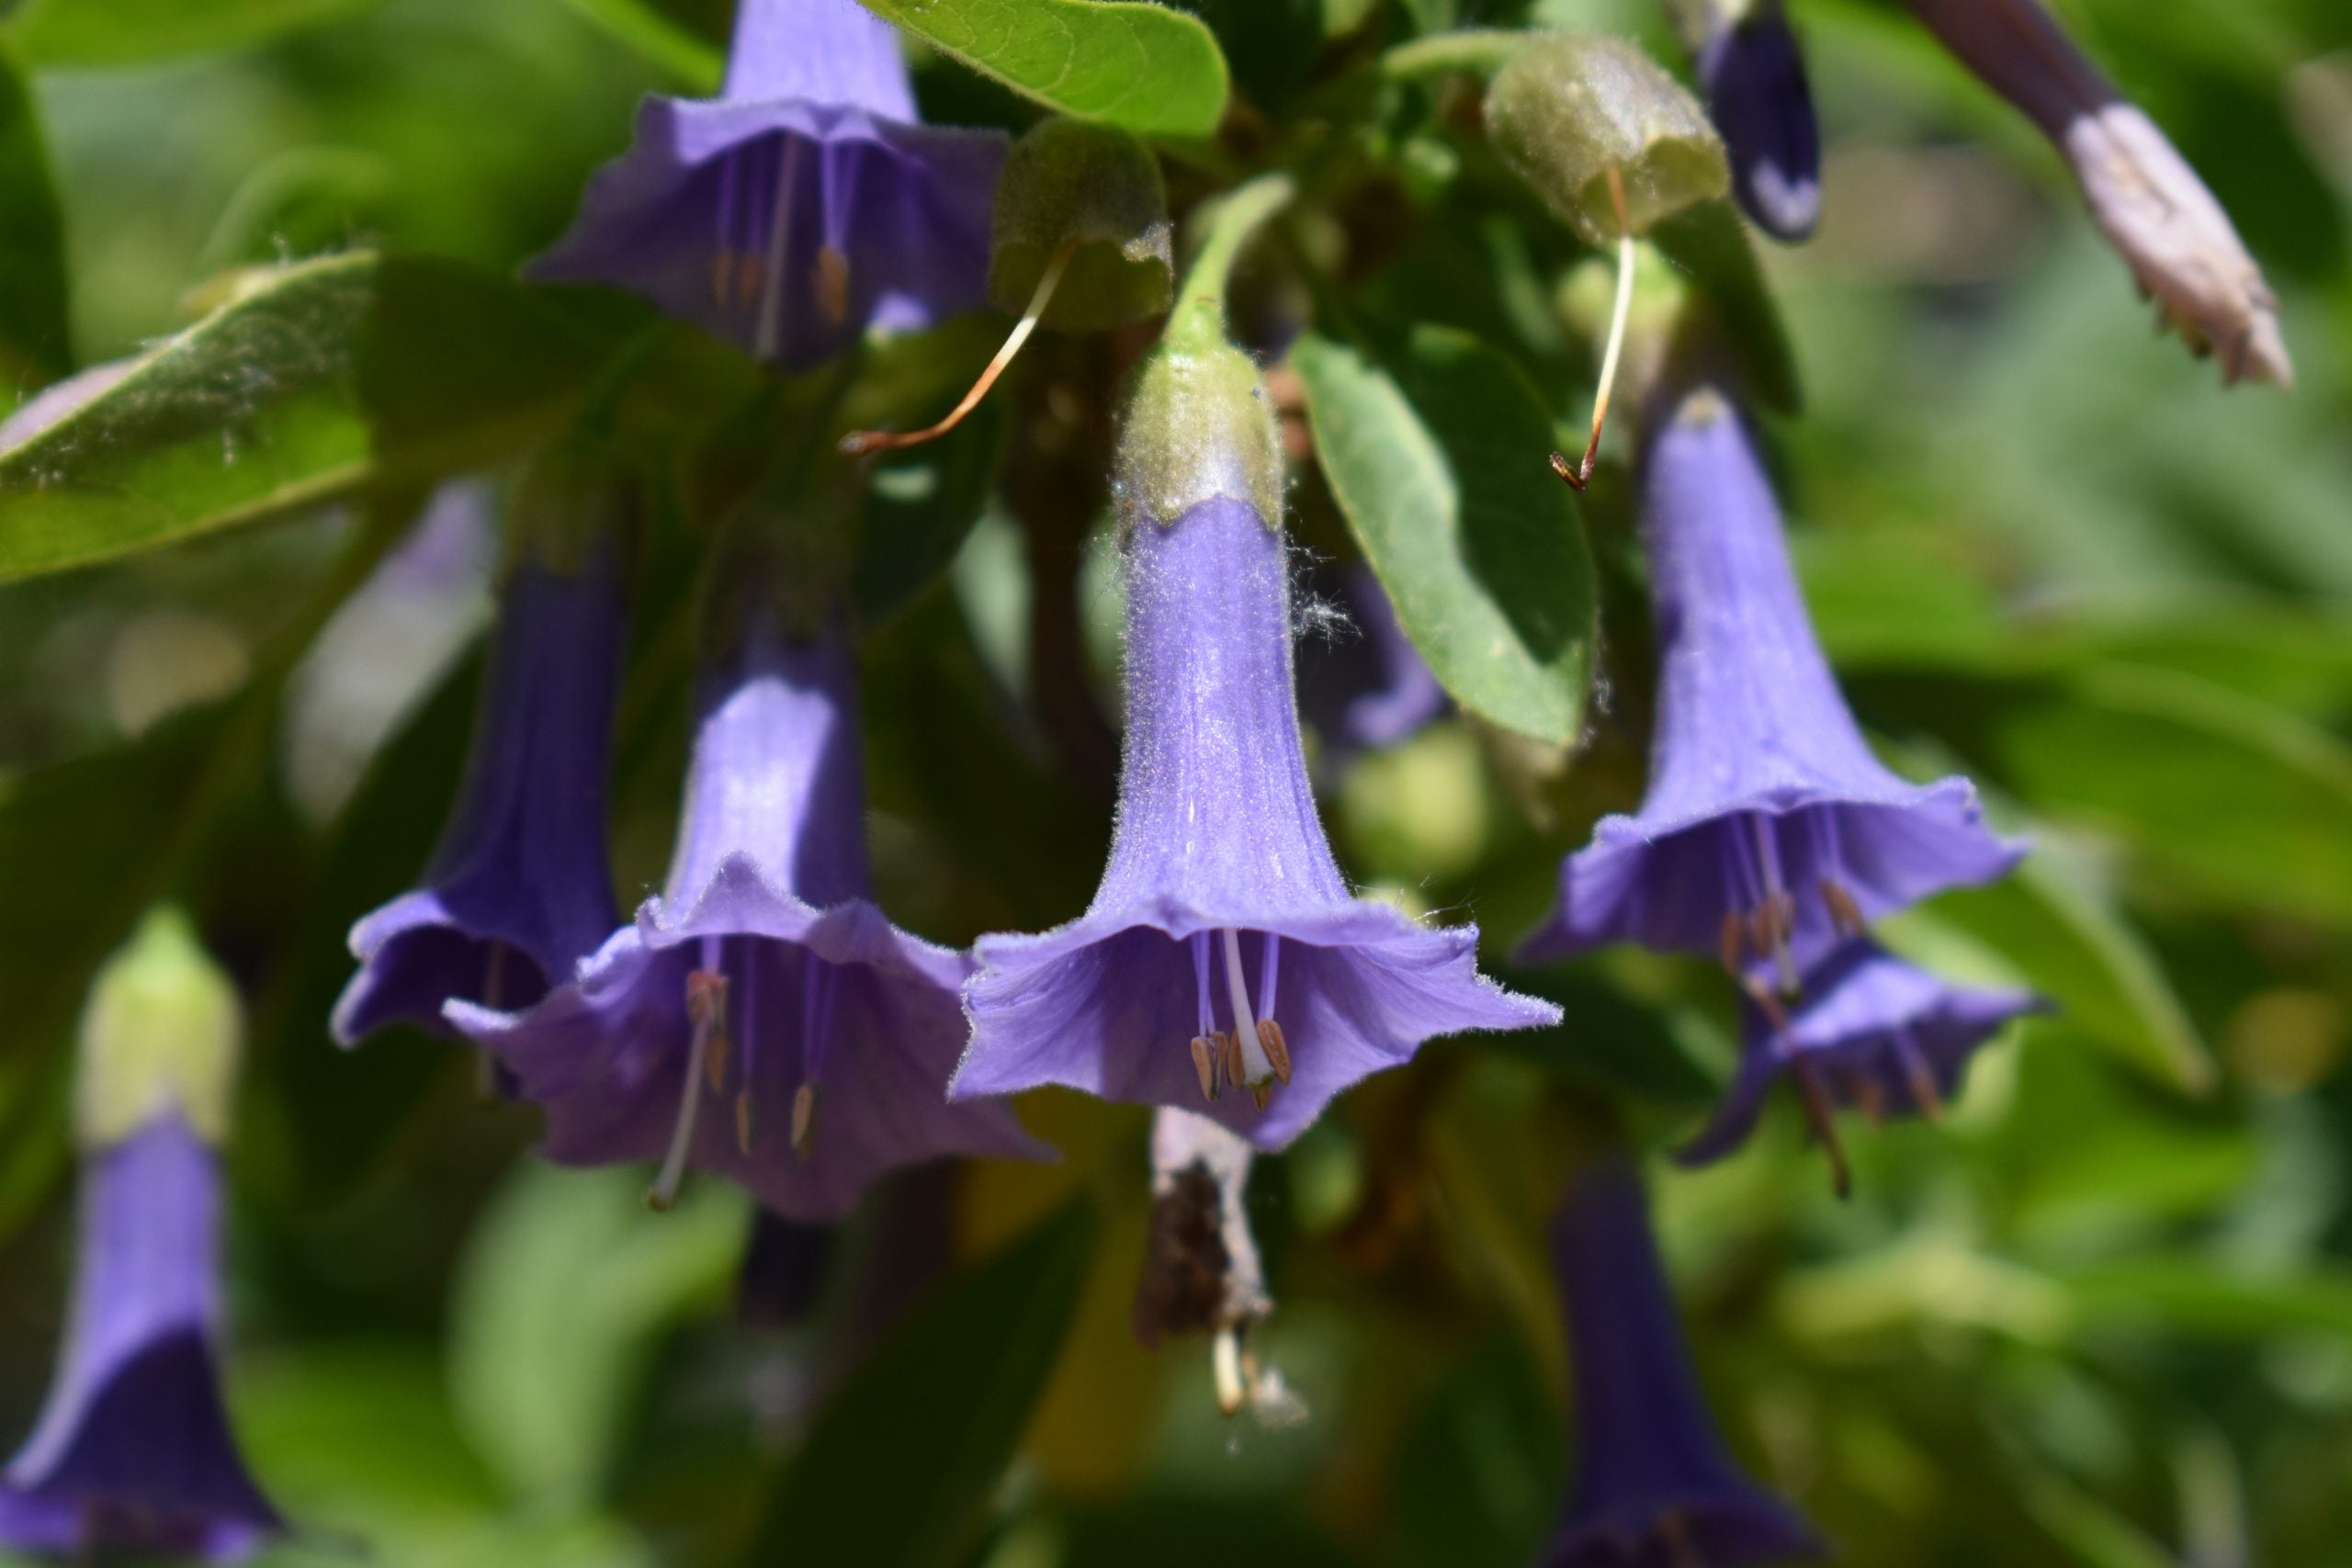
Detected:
left=0, top=910, right=283, bottom=1562
left=529, top=0, right=1005, bottom=370
left=334, top=516, right=628, bottom=1044
left=1519, top=379, right=2022, bottom=991
left=1543, top=1156, right=1825, bottom=1568
left=953, top=220, right=1557, bottom=1148
left=1905, top=0, right=2290, bottom=386
left=1680, top=0, right=1821, bottom=241
left=451, top=608, right=1046, bottom=1221
left=1295, top=562, right=1449, bottom=766
left=1679, top=938, right=2043, bottom=1186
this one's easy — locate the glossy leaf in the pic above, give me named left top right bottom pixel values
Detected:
left=741, top=1201, right=1096, bottom=1568
left=1293, top=324, right=1596, bottom=746
left=0, top=253, right=643, bottom=582
left=0, top=45, right=69, bottom=389
left=856, top=0, right=1230, bottom=137
left=6, top=0, right=374, bottom=65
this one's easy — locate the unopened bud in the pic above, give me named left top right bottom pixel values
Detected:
left=76, top=907, right=242, bottom=1150
left=1486, top=34, right=1729, bottom=247
left=1678, top=0, right=1820, bottom=241
left=989, top=118, right=1175, bottom=333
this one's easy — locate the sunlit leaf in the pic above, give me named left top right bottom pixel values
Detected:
left=857, top=0, right=1230, bottom=137
left=1293, top=325, right=1596, bottom=747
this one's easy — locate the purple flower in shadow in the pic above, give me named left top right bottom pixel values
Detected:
left=1544, top=1157, right=1826, bottom=1568
left=1692, top=0, right=1821, bottom=241
left=530, top=0, right=1005, bottom=369
left=953, top=493, right=1557, bottom=1150
left=1296, top=562, right=1449, bottom=768
left=452, top=615, right=1046, bottom=1221
left=334, top=541, right=628, bottom=1043
left=0, top=1116, right=283, bottom=1562
left=1679, top=939, right=2044, bottom=1187
left=1520, top=382, right=2021, bottom=993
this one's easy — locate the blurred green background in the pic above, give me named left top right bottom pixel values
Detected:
left=0, top=0, right=2348, bottom=1563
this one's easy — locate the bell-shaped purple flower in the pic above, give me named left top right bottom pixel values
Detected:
left=953, top=488, right=1557, bottom=1149
left=1679, top=939, right=2043, bottom=1179
left=0, top=911, right=282, bottom=1562
left=1690, top=0, right=1821, bottom=242
left=1544, top=1157, right=1825, bottom=1568
left=334, top=535, right=628, bottom=1044
left=1520, top=382, right=2022, bottom=990
left=451, top=612, right=1046, bottom=1221
left=529, top=0, right=1005, bottom=369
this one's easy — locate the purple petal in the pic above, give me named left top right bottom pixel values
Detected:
left=335, top=549, right=627, bottom=1043
left=1696, top=1, right=1821, bottom=242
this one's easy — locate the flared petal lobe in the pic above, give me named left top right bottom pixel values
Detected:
left=528, top=0, right=1003, bottom=369
left=0, top=1117, right=282, bottom=1562
left=957, top=496, right=1556, bottom=1149
left=1521, top=386, right=2020, bottom=976
left=454, top=620, right=1045, bottom=1221
left=334, top=549, right=627, bottom=1043
left=1680, top=939, right=2043, bottom=1167
left=1545, top=1159, right=1825, bottom=1568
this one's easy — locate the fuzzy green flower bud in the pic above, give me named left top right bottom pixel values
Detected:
left=76, top=907, right=242, bottom=1151
left=1487, top=34, right=1729, bottom=246
left=989, top=118, right=1175, bottom=333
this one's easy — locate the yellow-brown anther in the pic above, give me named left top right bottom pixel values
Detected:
left=791, top=1081, right=819, bottom=1158
left=1191, top=1034, right=1222, bottom=1101
left=1257, top=1020, right=1291, bottom=1085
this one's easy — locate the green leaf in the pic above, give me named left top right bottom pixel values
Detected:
left=741, top=1201, right=1097, bottom=1568
left=1994, top=664, right=2352, bottom=931
left=560, top=0, right=724, bottom=92
left=1293, top=324, right=1596, bottom=746
left=0, top=44, right=69, bottom=389
left=6, top=0, right=374, bottom=65
left=1907, top=840, right=2213, bottom=1096
left=857, top=0, right=1230, bottom=138
left=450, top=1160, right=747, bottom=1502
left=0, top=253, right=642, bottom=582
left=1647, top=199, right=1801, bottom=414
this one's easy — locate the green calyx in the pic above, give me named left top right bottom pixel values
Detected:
left=989, top=118, right=1175, bottom=334
left=1116, top=175, right=1294, bottom=531
left=1486, top=33, right=1728, bottom=247
left=77, top=906, right=242, bottom=1151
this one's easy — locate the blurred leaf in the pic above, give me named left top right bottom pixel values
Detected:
left=252, top=647, right=481, bottom=1201
left=1059, top=1499, right=1372, bottom=1567
left=1648, top=200, right=1801, bottom=414
left=0, top=45, right=69, bottom=389
left=6, top=0, right=374, bottom=65
left=1294, top=325, right=1597, bottom=746
left=2022, top=1471, right=2185, bottom=1568
left=0, top=253, right=645, bottom=582
left=2061, top=1257, right=2352, bottom=1342
left=1393, top=1335, right=1563, bottom=1568
left=1994, top=665, right=2352, bottom=930
left=1915, top=842, right=2212, bottom=1095
left=741, top=1201, right=1097, bottom=1568
left=857, top=0, right=1230, bottom=137
left=450, top=1161, right=746, bottom=1502
left=560, top=0, right=723, bottom=91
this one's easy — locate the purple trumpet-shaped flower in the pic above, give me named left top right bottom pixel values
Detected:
left=1520, top=382, right=2022, bottom=989
left=953, top=491, right=1558, bottom=1150
left=1296, top=562, right=1449, bottom=765
left=1679, top=939, right=2043, bottom=1179
left=452, top=613, right=1046, bottom=1221
left=1688, top=0, right=1821, bottom=242
left=0, top=911, right=282, bottom=1562
left=529, top=0, right=1005, bottom=369
left=334, top=537, right=628, bottom=1044
left=1544, top=1157, right=1825, bottom=1568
